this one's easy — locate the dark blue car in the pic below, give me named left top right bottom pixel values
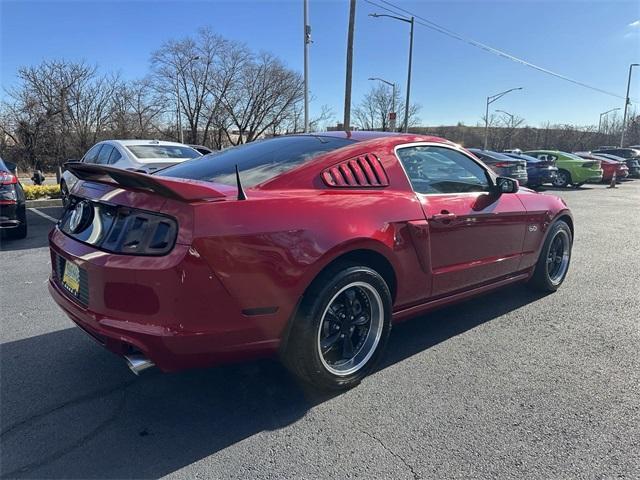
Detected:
left=503, top=152, right=558, bottom=188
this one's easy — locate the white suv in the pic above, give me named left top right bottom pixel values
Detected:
left=61, top=140, right=201, bottom=204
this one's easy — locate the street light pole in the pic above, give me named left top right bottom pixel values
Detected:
left=304, top=0, right=311, bottom=133
left=620, top=63, right=639, bottom=147
left=598, top=108, right=621, bottom=133
left=369, top=13, right=415, bottom=133
left=368, top=77, right=397, bottom=131
left=495, top=109, right=514, bottom=125
left=483, top=87, right=522, bottom=150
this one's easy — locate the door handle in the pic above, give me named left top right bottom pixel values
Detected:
left=431, top=212, right=457, bottom=222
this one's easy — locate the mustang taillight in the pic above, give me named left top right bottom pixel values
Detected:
left=321, top=154, right=389, bottom=187
left=60, top=197, right=178, bottom=256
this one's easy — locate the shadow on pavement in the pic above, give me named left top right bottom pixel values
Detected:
left=0, top=208, right=62, bottom=252
left=0, top=284, right=545, bottom=478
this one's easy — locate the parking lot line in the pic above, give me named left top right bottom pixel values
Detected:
left=29, top=208, right=59, bottom=223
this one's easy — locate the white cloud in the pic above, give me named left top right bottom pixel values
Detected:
left=629, top=20, right=640, bottom=28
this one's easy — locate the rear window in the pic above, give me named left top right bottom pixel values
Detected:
left=126, top=145, right=200, bottom=160
left=159, top=135, right=355, bottom=187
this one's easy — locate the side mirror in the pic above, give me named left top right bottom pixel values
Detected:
left=495, top=176, right=519, bottom=194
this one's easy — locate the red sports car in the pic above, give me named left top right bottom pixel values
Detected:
left=49, top=132, right=573, bottom=390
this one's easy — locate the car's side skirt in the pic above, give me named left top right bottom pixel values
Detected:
left=391, top=270, right=531, bottom=323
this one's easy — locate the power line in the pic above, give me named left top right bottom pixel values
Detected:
left=365, top=0, right=635, bottom=102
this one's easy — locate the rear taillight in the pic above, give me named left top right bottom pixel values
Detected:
left=582, top=161, right=600, bottom=168
left=59, top=197, right=178, bottom=256
left=0, top=171, right=17, bottom=185
left=493, top=162, right=514, bottom=168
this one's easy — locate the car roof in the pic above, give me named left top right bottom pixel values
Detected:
left=468, top=148, right=514, bottom=160
left=504, top=152, right=539, bottom=161
left=307, top=131, right=454, bottom=145
left=102, top=139, right=192, bottom=147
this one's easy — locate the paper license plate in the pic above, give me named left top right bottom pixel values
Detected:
left=62, top=260, right=81, bottom=295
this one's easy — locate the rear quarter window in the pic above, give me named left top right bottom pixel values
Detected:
left=159, top=136, right=355, bottom=187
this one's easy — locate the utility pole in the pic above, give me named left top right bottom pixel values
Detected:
left=403, top=16, right=414, bottom=133
left=303, top=0, right=311, bottom=133
left=344, top=0, right=356, bottom=131
left=620, top=63, right=639, bottom=147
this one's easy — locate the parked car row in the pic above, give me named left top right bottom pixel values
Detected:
left=469, top=146, right=640, bottom=188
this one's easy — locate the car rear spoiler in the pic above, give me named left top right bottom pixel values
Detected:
left=65, top=162, right=229, bottom=202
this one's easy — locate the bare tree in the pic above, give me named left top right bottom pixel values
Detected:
left=353, top=84, right=420, bottom=131
left=221, top=52, right=303, bottom=145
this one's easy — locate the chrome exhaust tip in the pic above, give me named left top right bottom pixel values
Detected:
left=124, top=354, right=155, bottom=375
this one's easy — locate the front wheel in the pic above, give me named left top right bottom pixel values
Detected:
left=283, top=264, right=392, bottom=390
left=528, top=220, right=572, bottom=292
left=552, top=170, right=571, bottom=188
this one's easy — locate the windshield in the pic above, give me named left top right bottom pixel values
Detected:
left=159, top=135, right=355, bottom=187
left=126, top=145, right=200, bottom=160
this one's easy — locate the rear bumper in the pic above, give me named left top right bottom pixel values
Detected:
left=0, top=203, right=24, bottom=229
left=48, top=228, right=281, bottom=371
left=526, top=167, right=557, bottom=185
left=572, top=168, right=603, bottom=184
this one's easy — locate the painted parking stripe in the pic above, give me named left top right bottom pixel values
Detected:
left=29, top=208, right=59, bottom=223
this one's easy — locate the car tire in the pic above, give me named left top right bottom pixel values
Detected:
left=552, top=170, right=571, bottom=188
left=60, top=181, right=70, bottom=208
left=282, top=263, right=392, bottom=390
left=528, top=220, right=572, bottom=293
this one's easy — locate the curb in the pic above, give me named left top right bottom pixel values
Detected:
left=26, top=198, right=63, bottom=208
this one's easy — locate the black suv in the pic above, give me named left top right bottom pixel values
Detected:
left=592, top=148, right=640, bottom=178
left=0, top=157, right=27, bottom=239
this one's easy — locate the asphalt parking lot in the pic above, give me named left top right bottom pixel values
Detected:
left=1, top=182, right=639, bottom=480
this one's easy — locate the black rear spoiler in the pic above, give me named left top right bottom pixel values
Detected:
left=65, top=162, right=228, bottom=202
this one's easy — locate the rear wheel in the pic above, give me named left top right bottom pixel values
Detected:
left=283, top=264, right=392, bottom=390
left=528, top=220, right=572, bottom=292
left=552, top=170, right=571, bottom=188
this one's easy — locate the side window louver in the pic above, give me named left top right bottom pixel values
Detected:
left=321, top=154, right=390, bottom=188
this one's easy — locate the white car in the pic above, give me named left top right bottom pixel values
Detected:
left=61, top=140, right=201, bottom=204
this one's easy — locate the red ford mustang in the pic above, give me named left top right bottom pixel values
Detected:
left=49, top=132, right=573, bottom=389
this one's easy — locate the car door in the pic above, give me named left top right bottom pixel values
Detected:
left=396, top=144, right=528, bottom=298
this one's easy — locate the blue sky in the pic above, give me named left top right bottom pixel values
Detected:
left=1, top=0, right=639, bottom=127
